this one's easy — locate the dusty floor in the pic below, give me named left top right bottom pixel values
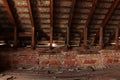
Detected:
left=0, top=65, right=120, bottom=80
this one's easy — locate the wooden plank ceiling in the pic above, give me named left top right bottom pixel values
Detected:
left=0, top=0, right=120, bottom=50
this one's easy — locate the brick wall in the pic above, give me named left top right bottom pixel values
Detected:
left=0, top=48, right=120, bottom=69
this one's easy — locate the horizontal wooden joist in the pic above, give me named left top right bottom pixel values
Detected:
left=18, top=32, right=32, bottom=37
left=14, top=6, right=28, bottom=8
left=33, top=12, right=50, bottom=14
left=31, top=6, right=50, bottom=8
left=99, top=0, right=114, bottom=3
left=53, top=11, right=70, bottom=14
left=54, top=6, right=70, bottom=8
left=17, top=12, right=29, bottom=14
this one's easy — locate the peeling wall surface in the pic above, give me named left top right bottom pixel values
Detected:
left=0, top=48, right=120, bottom=69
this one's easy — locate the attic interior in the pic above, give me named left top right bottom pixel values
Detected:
left=0, top=0, right=120, bottom=80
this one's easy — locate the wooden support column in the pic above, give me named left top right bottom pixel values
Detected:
left=99, top=27, right=103, bottom=49
left=3, top=0, right=17, bottom=47
left=50, top=0, right=53, bottom=49
left=83, top=27, right=87, bottom=48
left=115, top=26, right=119, bottom=49
left=27, top=0, right=35, bottom=49
left=83, top=0, right=98, bottom=48
left=67, top=0, right=76, bottom=48
left=100, top=0, right=119, bottom=49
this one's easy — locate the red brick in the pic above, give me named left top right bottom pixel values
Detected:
left=35, top=60, right=39, bottom=64
left=107, top=59, right=113, bottom=64
left=41, top=60, right=49, bottom=65
left=113, top=59, right=119, bottom=63
left=64, top=59, right=75, bottom=66
left=66, top=54, right=77, bottom=59
left=76, top=60, right=82, bottom=65
left=12, top=60, right=20, bottom=65
left=84, top=60, right=97, bottom=64
left=49, top=60, right=60, bottom=65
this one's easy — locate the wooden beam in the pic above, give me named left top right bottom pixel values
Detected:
left=50, top=0, right=53, bottom=49
left=27, top=0, right=35, bottom=49
left=84, top=0, right=98, bottom=47
left=101, top=0, right=119, bottom=28
left=3, top=0, right=17, bottom=47
left=99, top=0, right=119, bottom=49
left=85, top=0, right=98, bottom=28
left=83, top=27, right=88, bottom=48
left=115, top=25, right=119, bottom=49
left=67, top=0, right=76, bottom=48
left=99, top=27, right=103, bottom=49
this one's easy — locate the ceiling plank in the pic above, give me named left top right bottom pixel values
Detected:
left=99, top=0, right=119, bottom=49
left=27, top=0, right=36, bottom=49
left=83, top=0, right=98, bottom=48
left=3, top=0, right=17, bottom=47
left=67, top=0, right=76, bottom=48
left=50, top=0, right=53, bottom=49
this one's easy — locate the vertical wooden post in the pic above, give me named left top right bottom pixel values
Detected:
left=115, top=26, right=119, bottom=49
left=32, top=27, right=35, bottom=49
left=99, top=27, right=103, bottom=49
left=100, top=0, right=119, bottom=49
left=27, top=0, right=35, bottom=49
left=50, top=0, right=53, bottom=49
left=83, top=0, right=98, bottom=48
left=14, top=27, right=17, bottom=47
left=3, top=0, right=17, bottom=47
left=83, top=27, right=88, bottom=48
left=67, top=0, right=76, bottom=48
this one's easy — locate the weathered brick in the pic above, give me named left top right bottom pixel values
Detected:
left=12, top=60, right=19, bottom=65
left=41, top=60, right=48, bottom=65
left=84, top=60, right=97, bottom=64
left=49, top=60, right=60, bottom=65
left=107, top=59, right=113, bottom=64
left=113, top=59, right=119, bottom=63
left=64, top=59, right=75, bottom=66
left=76, top=60, right=82, bottom=65
left=0, top=49, right=120, bottom=69
left=64, top=53, right=77, bottom=59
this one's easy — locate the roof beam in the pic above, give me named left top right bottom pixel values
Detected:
left=85, top=0, right=98, bottom=28
left=83, top=0, right=98, bottom=48
left=50, top=0, right=53, bottom=49
left=101, top=0, right=120, bottom=28
left=3, top=0, right=17, bottom=47
left=27, top=0, right=36, bottom=49
left=67, top=0, right=76, bottom=48
left=99, top=0, right=119, bottom=49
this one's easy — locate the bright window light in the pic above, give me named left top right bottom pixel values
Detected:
left=0, top=40, right=6, bottom=45
left=47, top=43, right=57, bottom=47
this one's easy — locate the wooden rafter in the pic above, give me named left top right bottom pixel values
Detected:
left=67, top=0, right=76, bottom=48
left=84, top=0, right=98, bottom=47
left=50, top=0, right=53, bottom=49
left=27, top=0, right=35, bottom=49
left=101, top=0, right=120, bottom=27
left=3, top=0, right=17, bottom=47
left=101, top=0, right=120, bottom=28
left=99, top=0, right=119, bottom=49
